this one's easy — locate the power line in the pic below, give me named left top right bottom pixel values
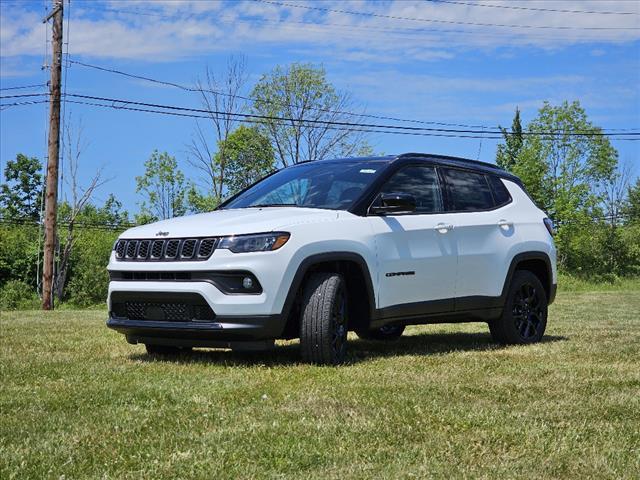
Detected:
left=425, top=0, right=639, bottom=16
left=68, top=59, right=488, bottom=129
left=59, top=0, right=72, bottom=203
left=63, top=98, right=507, bottom=140
left=3, top=91, right=639, bottom=139
left=0, top=218, right=135, bottom=231
left=0, top=83, right=48, bottom=91
left=66, top=60, right=640, bottom=134
left=254, top=0, right=640, bottom=30
left=0, top=92, right=49, bottom=99
left=62, top=94, right=640, bottom=141
left=77, top=3, right=619, bottom=41
left=0, top=99, right=49, bottom=111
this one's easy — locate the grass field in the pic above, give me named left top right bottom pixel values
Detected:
left=1, top=285, right=639, bottom=479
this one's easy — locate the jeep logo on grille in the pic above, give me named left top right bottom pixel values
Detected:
left=155, top=231, right=169, bottom=237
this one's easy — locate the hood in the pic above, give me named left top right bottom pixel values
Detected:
left=120, top=207, right=342, bottom=239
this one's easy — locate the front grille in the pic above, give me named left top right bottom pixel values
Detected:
left=125, top=240, right=138, bottom=258
left=110, top=292, right=216, bottom=322
left=115, top=240, right=126, bottom=258
left=165, top=239, right=180, bottom=259
left=127, top=302, right=189, bottom=321
left=198, top=239, right=216, bottom=258
left=151, top=240, right=164, bottom=258
left=181, top=239, right=197, bottom=258
left=138, top=240, right=150, bottom=259
left=121, top=301, right=213, bottom=322
left=114, top=237, right=217, bottom=262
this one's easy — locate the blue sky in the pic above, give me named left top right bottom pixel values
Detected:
left=1, top=0, right=639, bottom=212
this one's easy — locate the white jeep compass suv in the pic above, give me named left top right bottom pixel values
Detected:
left=107, top=153, right=557, bottom=364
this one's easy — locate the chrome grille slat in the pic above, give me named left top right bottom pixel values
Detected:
left=137, top=240, right=150, bottom=259
left=115, top=238, right=216, bottom=262
left=181, top=239, right=197, bottom=259
left=151, top=240, right=164, bottom=259
left=125, top=240, right=138, bottom=258
left=198, top=238, right=216, bottom=258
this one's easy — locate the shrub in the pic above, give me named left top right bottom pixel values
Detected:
left=65, top=229, right=118, bottom=307
left=0, top=279, right=40, bottom=310
left=0, top=225, right=40, bottom=289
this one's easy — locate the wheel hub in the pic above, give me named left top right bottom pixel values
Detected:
left=512, top=282, right=543, bottom=340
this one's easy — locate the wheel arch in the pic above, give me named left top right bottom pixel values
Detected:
left=502, top=252, right=555, bottom=305
left=279, top=252, right=376, bottom=338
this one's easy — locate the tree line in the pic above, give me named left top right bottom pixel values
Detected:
left=1, top=62, right=639, bottom=309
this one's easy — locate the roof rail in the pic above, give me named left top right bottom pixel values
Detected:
left=397, top=153, right=506, bottom=171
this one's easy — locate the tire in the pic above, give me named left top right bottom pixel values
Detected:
left=355, top=324, right=405, bottom=340
left=299, top=272, right=348, bottom=365
left=145, top=344, right=192, bottom=356
left=489, top=270, right=548, bottom=345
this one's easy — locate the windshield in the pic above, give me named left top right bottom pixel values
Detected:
left=221, top=161, right=388, bottom=211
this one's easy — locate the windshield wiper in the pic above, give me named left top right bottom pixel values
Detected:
left=251, top=203, right=299, bottom=208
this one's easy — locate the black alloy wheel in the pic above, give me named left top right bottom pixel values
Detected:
left=489, top=270, right=548, bottom=345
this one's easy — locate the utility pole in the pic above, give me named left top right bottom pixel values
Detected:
left=42, top=0, right=63, bottom=310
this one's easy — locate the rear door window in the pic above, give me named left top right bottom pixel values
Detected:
left=442, top=168, right=495, bottom=212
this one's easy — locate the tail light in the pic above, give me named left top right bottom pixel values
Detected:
left=543, top=218, right=555, bottom=236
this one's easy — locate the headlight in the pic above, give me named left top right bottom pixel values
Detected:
left=218, top=232, right=290, bottom=253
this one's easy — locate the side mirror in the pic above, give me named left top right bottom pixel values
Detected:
left=370, top=193, right=416, bottom=215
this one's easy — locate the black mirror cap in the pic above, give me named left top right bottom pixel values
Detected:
left=370, top=193, right=416, bottom=215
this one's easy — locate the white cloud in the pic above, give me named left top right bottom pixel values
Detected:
left=1, top=0, right=638, bottom=68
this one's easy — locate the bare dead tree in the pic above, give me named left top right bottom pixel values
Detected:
left=54, top=116, right=108, bottom=301
left=602, top=160, right=633, bottom=227
left=187, top=56, right=248, bottom=204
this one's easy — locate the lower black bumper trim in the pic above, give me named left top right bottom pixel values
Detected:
left=107, top=314, right=285, bottom=342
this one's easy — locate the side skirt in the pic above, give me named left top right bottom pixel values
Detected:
left=370, top=296, right=503, bottom=329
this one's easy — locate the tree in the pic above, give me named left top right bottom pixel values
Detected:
left=186, top=125, right=276, bottom=214
left=496, top=107, right=523, bottom=171
left=251, top=63, right=370, bottom=167
left=497, top=101, right=619, bottom=270
left=0, top=154, right=44, bottom=220
left=623, top=178, right=640, bottom=224
left=135, top=150, right=186, bottom=222
left=188, top=56, right=248, bottom=205
left=186, top=185, right=218, bottom=214
left=55, top=118, right=107, bottom=301
left=216, top=125, right=275, bottom=194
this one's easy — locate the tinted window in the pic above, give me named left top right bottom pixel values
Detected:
left=222, top=161, right=385, bottom=210
left=443, top=168, right=494, bottom=211
left=488, top=175, right=511, bottom=206
left=377, top=166, right=442, bottom=214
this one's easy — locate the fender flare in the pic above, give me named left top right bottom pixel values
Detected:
left=501, top=251, right=555, bottom=304
left=279, top=251, right=376, bottom=322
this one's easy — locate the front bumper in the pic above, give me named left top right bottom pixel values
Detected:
left=107, top=314, right=284, bottom=346
left=106, top=281, right=290, bottom=344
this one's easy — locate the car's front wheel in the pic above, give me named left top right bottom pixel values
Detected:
left=355, top=324, right=405, bottom=340
left=489, top=270, right=548, bottom=344
left=299, top=272, right=348, bottom=365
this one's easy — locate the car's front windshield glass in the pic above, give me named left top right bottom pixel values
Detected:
left=220, top=161, right=388, bottom=211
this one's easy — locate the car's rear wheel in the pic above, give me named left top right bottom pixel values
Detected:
left=489, top=270, right=548, bottom=344
left=145, top=344, right=192, bottom=356
left=299, top=272, right=348, bottom=365
left=355, top=324, right=405, bottom=340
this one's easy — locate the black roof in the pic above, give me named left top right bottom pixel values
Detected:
left=316, top=152, right=519, bottom=182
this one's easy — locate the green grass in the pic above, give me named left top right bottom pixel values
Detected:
left=1, top=288, right=639, bottom=479
left=557, top=273, right=640, bottom=292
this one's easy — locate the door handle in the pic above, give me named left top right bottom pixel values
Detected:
left=497, top=219, right=513, bottom=229
left=435, top=223, right=454, bottom=233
